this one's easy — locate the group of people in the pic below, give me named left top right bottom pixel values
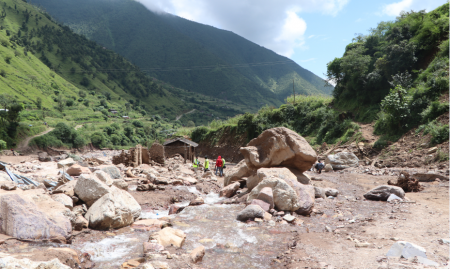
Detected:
left=192, top=155, right=226, bottom=177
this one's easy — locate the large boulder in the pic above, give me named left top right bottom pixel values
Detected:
left=38, top=152, right=52, bottom=162
left=66, top=164, right=87, bottom=176
left=224, top=160, right=253, bottom=186
left=57, top=158, right=75, bottom=169
left=325, top=152, right=359, bottom=170
left=247, top=167, right=296, bottom=191
left=240, top=127, right=317, bottom=172
left=150, top=227, right=186, bottom=248
left=93, top=170, right=113, bottom=186
left=247, top=174, right=314, bottom=215
left=236, top=204, right=265, bottom=221
left=53, top=180, right=77, bottom=197
left=0, top=193, right=71, bottom=242
left=0, top=257, right=70, bottom=269
left=100, top=165, right=122, bottom=179
left=363, top=185, right=405, bottom=201
left=219, top=182, right=240, bottom=198
left=52, top=194, right=73, bottom=209
left=74, top=174, right=111, bottom=206
left=85, top=186, right=141, bottom=230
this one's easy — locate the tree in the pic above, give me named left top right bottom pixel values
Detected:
left=56, top=95, right=65, bottom=112
left=187, top=120, right=195, bottom=127
left=36, top=97, right=42, bottom=109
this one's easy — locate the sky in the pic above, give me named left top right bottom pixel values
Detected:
left=137, top=0, right=447, bottom=80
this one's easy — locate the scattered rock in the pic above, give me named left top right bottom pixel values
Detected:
left=0, top=193, right=71, bottom=242
left=190, top=245, right=206, bottom=263
left=325, top=152, right=359, bottom=170
left=388, top=171, right=423, bottom=192
left=236, top=204, right=265, bottom=221
left=150, top=227, right=186, bottom=248
left=66, top=164, right=83, bottom=176
left=325, top=188, right=339, bottom=197
left=219, top=182, right=240, bottom=198
left=74, top=174, right=111, bottom=206
left=113, top=179, right=129, bottom=190
left=52, top=193, right=73, bottom=209
left=250, top=199, right=271, bottom=212
left=256, top=187, right=274, bottom=209
left=416, top=256, right=439, bottom=267
left=149, top=261, right=169, bottom=269
left=247, top=167, right=296, bottom=191
left=85, top=186, right=141, bottom=230
left=38, top=152, right=52, bottom=162
left=143, top=242, right=165, bottom=255
left=427, top=147, right=438, bottom=154
left=363, top=185, right=405, bottom=201
left=73, top=215, right=89, bottom=231
left=387, top=241, right=427, bottom=259
left=126, top=168, right=135, bottom=178
left=324, top=164, right=333, bottom=172
left=189, top=197, right=204, bottom=206
left=101, top=165, right=122, bottom=179
left=283, top=214, right=296, bottom=223
left=412, top=172, right=449, bottom=182
left=0, top=257, right=70, bottom=269
left=132, top=219, right=169, bottom=231
left=168, top=204, right=185, bottom=215
left=224, top=160, right=254, bottom=186
left=57, top=158, right=75, bottom=169
left=53, top=180, right=77, bottom=197
left=387, top=194, right=403, bottom=202
left=240, top=127, right=317, bottom=172
left=93, top=170, right=113, bottom=186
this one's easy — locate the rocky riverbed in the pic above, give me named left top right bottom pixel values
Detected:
left=0, top=128, right=448, bottom=269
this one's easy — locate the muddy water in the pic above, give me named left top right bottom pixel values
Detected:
left=172, top=194, right=295, bottom=269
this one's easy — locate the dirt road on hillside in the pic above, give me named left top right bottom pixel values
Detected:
left=176, top=109, right=196, bottom=121
left=16, top=127, right=54, bottom=151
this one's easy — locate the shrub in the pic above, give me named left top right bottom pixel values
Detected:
left=187, top=121, right=195, bottom=127
left=132, top=120, right=144, bottom=128
left=90, top=132, right=108, bottom=148
left=0, top=140, right=6, bottom=150
left=191, top=126, right=209, bottom=143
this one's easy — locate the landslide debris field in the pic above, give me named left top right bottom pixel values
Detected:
left=0, top=127, right=448, bottom=269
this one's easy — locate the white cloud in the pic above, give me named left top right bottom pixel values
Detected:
left=382, top=0, right=414, bottom=16
left=381, top=0, right=445, bottom=16
left=136, top=0, right=350, bottom=58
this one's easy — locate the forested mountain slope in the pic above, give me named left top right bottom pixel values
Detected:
left=1, top=0, right=252, bottom=128
left=191, top=3, right=449, bottom=153
left=30, top=0, right=332, bottom=105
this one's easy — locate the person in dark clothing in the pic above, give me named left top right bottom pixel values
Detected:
left=315, top=160, right=325, bottom=174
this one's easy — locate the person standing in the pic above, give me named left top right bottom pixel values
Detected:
left=215, top=156, right=222, bottom=176
left=221, top=157, right=226, bottom=177
left=193, top=157, right=199, bottom=169
left=204, top=157, right=210, bottom=172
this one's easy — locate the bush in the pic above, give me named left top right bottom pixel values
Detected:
left=191, top=126, right=209, bottom=143
left=0, top=140, right=6, bottom=150
left=90, top=132, right=109, bottom=148
left=187, top=121, right=195, bottom=127
left=132, top=120, right=144, bottom=128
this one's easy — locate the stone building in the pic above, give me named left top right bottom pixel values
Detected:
left=163, top=138, right=198, bottom=163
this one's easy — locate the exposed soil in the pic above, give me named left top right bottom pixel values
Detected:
left=16, top=127, right=54, bottom=151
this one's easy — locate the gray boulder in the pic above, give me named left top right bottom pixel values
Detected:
left=0, top=194, right=71, bottom=242
left=236, top=205, right=265, bottom=221
left=101, top=165, right=122, bottom=179
left=363, top=185, right=405, bottom=201
left=85, top=186, right=141, bottom=230
left=74, top=174, right=111, bottom=206
left=325, top=152, right=359, bottom=170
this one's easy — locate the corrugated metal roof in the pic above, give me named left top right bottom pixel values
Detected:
left=163, top=137, right=199, bottom=147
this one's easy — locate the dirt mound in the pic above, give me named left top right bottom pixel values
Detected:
left=388, top=171, right=424, bottom=192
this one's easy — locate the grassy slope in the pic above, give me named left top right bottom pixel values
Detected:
left=0, top=0, right=251, bottom=128
left=30, top=0, right=331, bottom=104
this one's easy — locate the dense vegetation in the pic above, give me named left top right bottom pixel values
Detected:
left=31, top=0, right=332, bottom=106
left=191, top=3, right=449, bottom=149
left=326, top=4, right=449, bottom=129
left=191, top=95, right=361, bottom=147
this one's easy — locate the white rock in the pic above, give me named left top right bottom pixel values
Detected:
left=94, top=170, right=113, bottom=186
left=74, top=174, right=111, bottom=206
left=387, top=194, right=403, bottom=202
left=0, top=257, right=70, bottom=269
left=387, top=241, right=427, bottom=259
left=52, top=193, right=74, bottom=210
left=57, top=158, right=75, bottom=169
left=85, top=186, right=141, bottom=230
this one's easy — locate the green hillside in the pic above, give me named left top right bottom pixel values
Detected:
left=0, top=0, right=256, bottom=148
left=190, top=3, right=449, bottom=150
left=30, top=0, right=332, bottom=104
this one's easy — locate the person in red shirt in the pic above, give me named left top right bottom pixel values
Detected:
left=215, top=156, right=223, bottom=177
